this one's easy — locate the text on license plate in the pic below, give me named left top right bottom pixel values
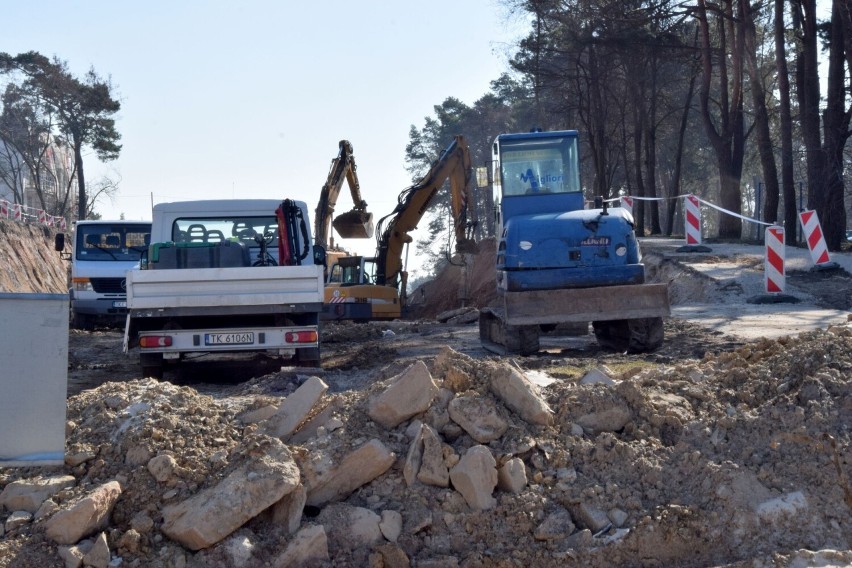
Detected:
left=113, top=301, right=127, bottom=308
left=205, top=332, right=255, bottom=346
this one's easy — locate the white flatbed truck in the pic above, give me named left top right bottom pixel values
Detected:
left=123, top=199, right=325, bottom=378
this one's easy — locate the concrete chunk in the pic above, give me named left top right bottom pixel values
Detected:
left=367, top=361, right=438, bottom=428
left=449, top=445, right=497, bottom=511
left=82, top=532, right=111, bottom=568
left=0, top=475, right=76, bottom=513
left=270, top=483, right=307, bottom=534
left=488, top=363, right=554, bottom=426
left=306, top=439, right=395, bottom=507
left=534, top=508, right=575, bottom=541
left=403, top=424, right=426, bottom=487
left=265, top=376, right=328, bottom=440
left=272, top=525, right=329, bottom=567
left=44, top=480, right=122, bottom=545
left=497, top=457, right=527, bottom=494
left=447, top=396, right=508, bottom=443
left=161, top=443, right=300, bottom=550
left=416, top=424, right=449, bottom=487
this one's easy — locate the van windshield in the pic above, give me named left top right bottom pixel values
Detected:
left=76, top=225, right=151, bottom=261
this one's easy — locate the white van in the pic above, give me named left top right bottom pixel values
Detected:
left=55, top=220, right=152, bottom=329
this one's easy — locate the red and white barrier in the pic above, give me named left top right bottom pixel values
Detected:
left=0, top=200, right=7, bottom=218
left=620, top=196, right=633, bottom=216
left=764, top=225, right=785, bottom=293
left=684, top=194, right=702, bottom=245
left=799, top=210, right=831, bottom=266
left=12, top=204, right=21, bottom=221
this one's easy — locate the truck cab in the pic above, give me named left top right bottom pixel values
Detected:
left=55, top=220, right=152, bottom=330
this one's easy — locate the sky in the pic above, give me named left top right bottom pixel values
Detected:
left=4, top=1, right=526, bottom=278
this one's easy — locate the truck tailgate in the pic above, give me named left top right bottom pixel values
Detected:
left=127, top=265, right=324, bottom=310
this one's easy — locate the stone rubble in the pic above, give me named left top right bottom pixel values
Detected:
left=1, top=327, right=851, bottom=567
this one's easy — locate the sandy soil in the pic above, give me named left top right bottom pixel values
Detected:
left=2, top=235, right=851, bottom=568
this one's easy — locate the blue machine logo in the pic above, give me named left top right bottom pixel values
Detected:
left=520, top=169, right=564, bottom=192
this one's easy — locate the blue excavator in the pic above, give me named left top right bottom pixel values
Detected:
left=479, top=130, right=670, bottom=355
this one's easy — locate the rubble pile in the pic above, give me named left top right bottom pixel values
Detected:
left=1, top=323, right=851, bottom=567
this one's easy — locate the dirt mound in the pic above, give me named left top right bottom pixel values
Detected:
left=408, top=238, right=498, bottom=319
left=0, top=219, right=68, bottom=294
left=2, top=323, right=851, bottom=567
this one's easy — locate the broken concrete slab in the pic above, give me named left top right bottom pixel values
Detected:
left=305, top=439, right=395, bottom=507
left=265, top=376, right=328, bottom=440
left=416, top=424, right=450, bottom=487
left=448, top=395, right=508, bottom=443
left=367, top=360, right=438, bottom=429
left=44, top=480, right=122, bottom=545
left=487, top=363, right=554, bottom=426
left=0, top=475, right=76, bottom=513
left=271, top=524, right=329, bottom=567
left=534, top=508, right=575, bottom=541
left=270, top=483, right=307, bottom=535
left=161, top=443, right=300, bottom=550
left=449, top=445, right=497, bottom=511
left=82, top=531, right=111, bottom=568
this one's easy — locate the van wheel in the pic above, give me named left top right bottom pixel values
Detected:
left=71, top=313, right=94, bottom=331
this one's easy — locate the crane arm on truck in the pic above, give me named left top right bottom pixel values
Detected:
left=375, top=134, right=478, bottom=304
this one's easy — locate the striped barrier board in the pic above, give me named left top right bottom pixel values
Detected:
left=620, top=196, right=633, bottom=216
left=684, top=194, right=702, bottom=245
left=799, top=210, right=831, bottom=266
left=764, top=225, right=785, bottom=293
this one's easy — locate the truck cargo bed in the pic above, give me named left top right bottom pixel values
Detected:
left=127, top=265, right=324, bottom=312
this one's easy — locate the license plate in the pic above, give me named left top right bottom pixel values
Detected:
left=113, top=301, right=127, bottom=308
left=205, top=332, right=255, bottom=346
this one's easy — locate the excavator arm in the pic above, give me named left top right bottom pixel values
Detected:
left=313, top=140, right=374, bottom=250
left=375, top=134, right=478, bottom=301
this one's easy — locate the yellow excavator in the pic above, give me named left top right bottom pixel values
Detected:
left=323, top=135, right=478, bottom=321
left=313, top=140, right=374, bottom=277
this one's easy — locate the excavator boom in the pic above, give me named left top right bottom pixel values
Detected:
left=314, top=140, right=374, bottom=247
left=375, top=134, right=478, bottom=294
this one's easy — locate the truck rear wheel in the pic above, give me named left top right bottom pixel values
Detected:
left=294, top=347, right=321, bottom=368
left=592, top=317, right=664, bottom=353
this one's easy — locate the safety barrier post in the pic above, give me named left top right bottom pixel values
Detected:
left=620, top=196, right=633, bottom=216
left=684, top=194, right=702, bottom=245
left=0, top=199, right=7, bottom=218
left=12, top=203, right=21, bottom=221
left=764, top=225, right=785, bottom=293
left=798, top=210, right=837, bottom=270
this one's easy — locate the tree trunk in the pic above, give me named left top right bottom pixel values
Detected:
left=666, top=75, right=696, bottom=236
left=697, top=0, right=745, bottom=239
left=775, top=0, right=798, bottom=244
left=74, top=141, right=86, bottom=220
left=819, top=1, right=849, bottom=250
left=794, top=0, right=824, bottom=211
left=742, top=0, right=780, bottom=224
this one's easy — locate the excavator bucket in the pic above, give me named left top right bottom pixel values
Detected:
left=333, top=209, right=374, bottom=239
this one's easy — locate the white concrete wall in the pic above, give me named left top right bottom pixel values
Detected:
left=0, top=293, right=68, bottom=466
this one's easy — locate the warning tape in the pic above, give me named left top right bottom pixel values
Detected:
left=604, top=194, right=773, bottom=227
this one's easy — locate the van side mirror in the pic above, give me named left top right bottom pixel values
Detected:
left=54, top=233, right=71, bottom=260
